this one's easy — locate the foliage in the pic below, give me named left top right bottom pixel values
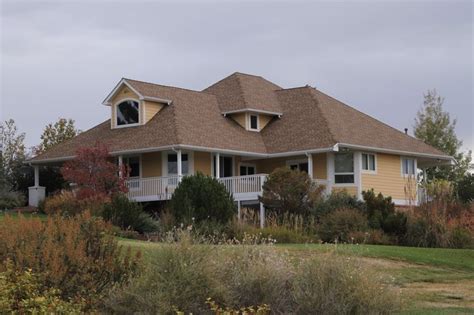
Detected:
left=0, top=212, right=140, bottom=308
left=260, top=167, right=321, bottom=216
left=101, top=194, right=159, bottom=233
left=292, top=256, right=399, bottom=314
left=0, top=261, right=83, bottom=314
left=170, top=173, right=236, bottom=224
left=362, top=189, right=407, bottom=237
left=61, top=142, right=127, bottom=199
left=414, top=89, right=472, bottom=182
left=42, top=190, right=108, bottom=216
left=454, top=173, right=474, bottom=203
left=205, top=298, right=270, bottom=315
left=312, top=190, right=365, bottom=219
left=319, top=208, right=368, bottom=243
left=36, top=118, right=80, bottom=154
left=0, top=187, right=25, bottom=210
left=0, top=119, right=26, bottom=182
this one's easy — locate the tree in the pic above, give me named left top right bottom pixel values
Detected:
left=61, top=143, right=127, bottom=199
left=260, top=167, right=321, bottom=216
left=414, top=89, right=472, bottom=182
left=0, top=119, right=26, bottom=191
left=36, top=118, right=79, bottom=154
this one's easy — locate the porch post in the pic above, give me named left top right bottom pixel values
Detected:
left=237, top=200, right=241, bottom=221
left=118, top=155, right=123, bottom=178
left=177, top=149, right=182, bottom=182
left=34, top=165, right=40, bottom=187
left=307, top=153, right=313, bottom=179
left=259, top=202, right=265, bottom=228
left=215, top=153, right=220, bottom=179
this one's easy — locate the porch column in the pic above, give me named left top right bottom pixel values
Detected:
left=177, top=149, right=182, bottom=182
left=215, top=153, right=220, bottom=179
left=307, top=153, right=313, bottom=179
left=259, top=202, right=265, bottom=228
left=118, top=155, right=123, bottom=178
left=34, top=165, right=40, bottom=186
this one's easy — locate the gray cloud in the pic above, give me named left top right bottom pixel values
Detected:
left=1, top=0, right=472, bottom=152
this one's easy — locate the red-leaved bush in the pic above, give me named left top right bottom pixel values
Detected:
left=61, top=142, right=128, bottom=199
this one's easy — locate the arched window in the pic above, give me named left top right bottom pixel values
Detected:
left=116, top=100, right=140, bottom=126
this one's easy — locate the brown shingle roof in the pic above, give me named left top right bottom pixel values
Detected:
left=203, top=72, right=283, bottom=114
left=30, top=73, right=449, bottom=162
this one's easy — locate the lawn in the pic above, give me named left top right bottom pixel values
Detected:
left=120, top=239, right=474, bottom=314
left=0, top=211, right=48, bottom=221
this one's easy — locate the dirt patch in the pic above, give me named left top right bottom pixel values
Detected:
left=404, top=280, right=474, bottom=308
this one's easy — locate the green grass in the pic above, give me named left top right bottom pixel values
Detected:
left=0, top=211, right=48, bottom=221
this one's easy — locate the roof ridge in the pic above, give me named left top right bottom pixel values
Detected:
left=306, top=88, right=338, bottom=145
left=124, top=78, right=211, bottom=95
left=235, top=73, right=249, bottom=107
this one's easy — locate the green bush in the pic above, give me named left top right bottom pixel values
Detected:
left=455, top=174, right=474, bottom=203
left=449, top=226, right=473, bottom=249
left=101, top=194, right=159, bottom=234
left=0, top=188, right=25, bottom=210
left=170, top=173, right=236, bottom=225
left=292, top=256, right=399, bottom=314
left=0, top=212, right=140, bottom=309
left=312, top=191, right=365, bottom=219
left=404, top=215, right=448, bottom=248
left=319, top=208, right=368, bottom=243
left=260, top=167, right=321, bottom=216
left=0, top=261, right=83, bottom=314
left=241, top=225, right=313, bottom=244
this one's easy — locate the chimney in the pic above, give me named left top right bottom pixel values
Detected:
left=404, top=128, right=408, bottom=135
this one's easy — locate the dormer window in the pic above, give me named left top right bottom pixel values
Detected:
left=116, top=100, right=140, bottom=126
left=249, top=114, right=259, bottom=131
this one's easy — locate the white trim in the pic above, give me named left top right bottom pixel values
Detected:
left=113, top=98, right=141, bottom=128
left=102, top=79, right=172, bottom=106
left=248, top=113, right=260, bottom=131
left=337, top=143, right=452, bottom=161
left=354, top=152, right=362, bottom=199
left=392, top=198, right=419, bottom=206
left=333, top=152, right=356, bottom=186
left=361, top=152, right=377, bottom=175
left=222, top=108, right=283, bottom=117
left=162, top=151, right=194, bottom=176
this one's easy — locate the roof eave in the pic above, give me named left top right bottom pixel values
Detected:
left=222, top=108, right=283, bottom=117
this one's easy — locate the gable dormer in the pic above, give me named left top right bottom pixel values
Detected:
left=102, top=78, right=172, bottom=129
left=224, top=109, right=279, bottom=132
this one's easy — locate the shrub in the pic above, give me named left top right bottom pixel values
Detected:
left=312, top=191, right=365, bottom=219
left=101, top=194, right=159, bottom=233
left=0, top=261, right=83, bottom=314
left=0, top=212, right=140, bottom=308
left=260, top=167, right=321, bottom=216
left=0, top=187, right=25, bottom=210
left=292, top=256, right=399, bottom=314
left=455, top=173, right=474, bottom=203
left=319, top=208, right=368, bottom=243
left=170, top=173, right=236, bottom=224
left=362, top=189, right=395, bottom=228
left=347, top=229, right=392, bottom=245
left=43, top=190, right=108, bottom=216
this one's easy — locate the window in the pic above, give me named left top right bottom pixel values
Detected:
left=249, top=114, right=259, bottom=130
left=167, top=153, right=189, bottom=175
left=288, top=162, right=308, bottom=173
left=334, top=152, right=354, bottom=184
left=362, top=153, right=376, bottom=171
left=116, top=100, right=139, bottom=126
left=402, top=157, right=415, bottom=176
left=123, top=156, right=140, bottom=178
left=240, top=164, right=256, bottom=176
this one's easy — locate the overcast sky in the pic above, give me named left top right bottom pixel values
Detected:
left=1, top=0, right=473, bottom=153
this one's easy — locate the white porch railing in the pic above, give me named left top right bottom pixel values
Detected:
left=125, top=174, right=329, bottom=202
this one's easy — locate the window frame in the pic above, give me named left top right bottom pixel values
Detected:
left=361, top=153, right=377, bottom=174
left=239, top=163, right=257, bottom=176
left=401, top=156, right=416, bottom=177
left=248, top=113, right=259, bottom=131
left=334, top=152, right=355, bottom=185
left=166, top=153, right=190, bottom=176
left=114, top=98, right=141, bottom=128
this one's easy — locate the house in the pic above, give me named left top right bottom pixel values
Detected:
left=28, top=72, right=451, bottom=216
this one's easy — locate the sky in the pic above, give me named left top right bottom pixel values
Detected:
left=1, top=0, right=473, bottom=153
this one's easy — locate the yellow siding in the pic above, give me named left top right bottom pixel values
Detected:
left=231, top=113, right=247, bottom=129
left=332, top=186, right=358, bottom=196
left=313, top=153, right=327, bottom=179
left=194, top=151, right=212, bottom=176
left=143, top=101, right=164, bottom=123
left=361, top=153, right=417, bottom=201
left=142, top=152, right=162, bottom=177
left=259, top=114, right=273, bottom=129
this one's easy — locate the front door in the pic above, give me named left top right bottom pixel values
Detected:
left=213, top=156, right=233, bottom=177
